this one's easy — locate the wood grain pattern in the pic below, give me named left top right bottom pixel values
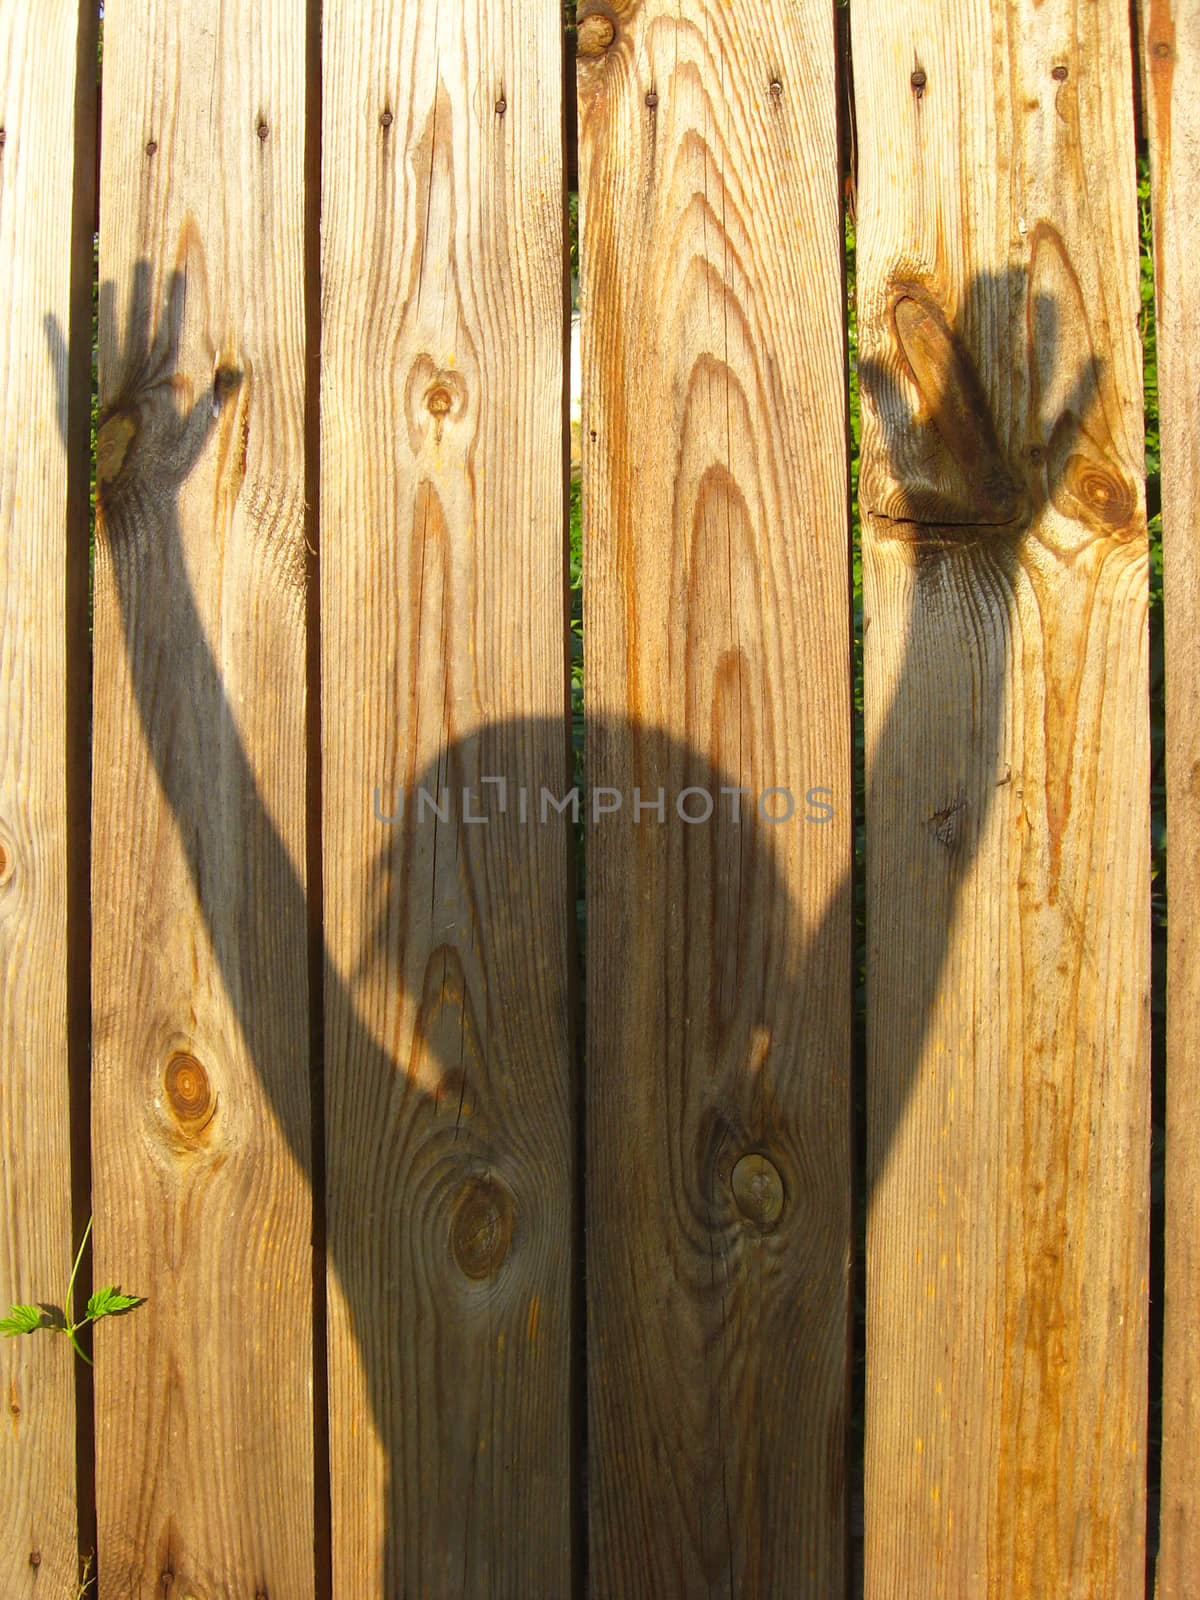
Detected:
left=319, top=0, right=575, bottom=1590
left=0, top=1, right=94, bottom=1593
left=577, top=0, right=853, bottom=1589
left=93, top=2, right=313, bottom=1593
left=853, top=2, right=1150, bottom=1594
left=1142, top=2, right=1200, bottom=1594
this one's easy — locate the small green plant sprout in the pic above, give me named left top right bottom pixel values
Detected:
left=0, top=1217, right=144, bottom=1365
left=75, top=1551, right=96, bottom=1600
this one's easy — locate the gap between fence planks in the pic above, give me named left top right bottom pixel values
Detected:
left=854, top=1, right=1150, bottom=1594
left=92, top=1, right=314, bottom=1592
left=319, top=0, right=576, bottom=1591
left=577, top=0, right=854, bottom=1590
left=1142, top=2, right=1200, bottom=1595
left=0, top=0, right=95, bottom=1592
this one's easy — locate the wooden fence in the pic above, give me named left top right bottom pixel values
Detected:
left=0, top=0, right=1195, bottom=1594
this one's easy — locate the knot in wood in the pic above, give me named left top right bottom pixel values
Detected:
left=577, top=13, right=615, bottom=55
left=96, top=412, right=138, bottom=486
left=1062, top=454, right=1137, bottom=534
left=213, top=365, right=243, bottom=407
left=165, top=1052, right=213, bottom=1124
left=928, top=794, right=968, bottom=851
left=451, top=1175, right=514, bottom=1280
left=731, top=1153, right=784, bottom=1232
left=426, top=386, right=453, bottom=418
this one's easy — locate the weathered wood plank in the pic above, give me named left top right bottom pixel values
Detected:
left=1143, top=2, right=1200, bottom=1594
left=854, top=3, right=1150, bottom=1594
left=577, top=0, right=853, bottom=1589
left=319, top=0, right=575, bottom=1590
left=0, top=1, right=95, bottom=1592
left=92, top=2, right=313, bottom=1592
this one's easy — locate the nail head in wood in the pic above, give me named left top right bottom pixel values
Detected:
left=577, top=13, right=615, bottom=55
left=451, top=1175, right=514, bottom=1279
left=731, top=1152, right=785, bottom=1232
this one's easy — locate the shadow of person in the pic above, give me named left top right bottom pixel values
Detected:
left=43, top=242, right=1121, bottom=1595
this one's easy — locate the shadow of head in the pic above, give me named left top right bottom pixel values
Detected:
left=355, top=712, right=836, bottom=1137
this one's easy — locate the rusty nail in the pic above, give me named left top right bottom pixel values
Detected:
left=146, top=139, right=158, bottom=156
left=910, top=69, right=927, bottom=91
left=257, top=122, right=269, bottom=140
left=29, top=1551, right=41, bottom=1569
left=769, top=79, right=782, bottom=98
left=495, top=97, right=507, bottom=115
left=646, top=90, right=658, bottom=108
left=1051, top=64, right=1068, bottom=81
left=380, top=109, right=393, bottom=127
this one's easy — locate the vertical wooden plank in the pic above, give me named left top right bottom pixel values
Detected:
left=320, top=0, right=574, bottom=1591
left=0, top=1, right=94, bottom=1592
left=578, top=0, right=853, bottom=1589
left=1143, top=3, right=1200, bottom=1594
left=854, top=3, right=1149, bottom=1594
left=92, top=1, right=313, bottom=1592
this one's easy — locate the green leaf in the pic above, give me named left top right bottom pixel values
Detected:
left=1, top=1304, right=49, bottom=1337
left=86, top=1286, right=144, bottom=1321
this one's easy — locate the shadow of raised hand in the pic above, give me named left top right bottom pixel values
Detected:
left=49, top=260, right=240, bottom=520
